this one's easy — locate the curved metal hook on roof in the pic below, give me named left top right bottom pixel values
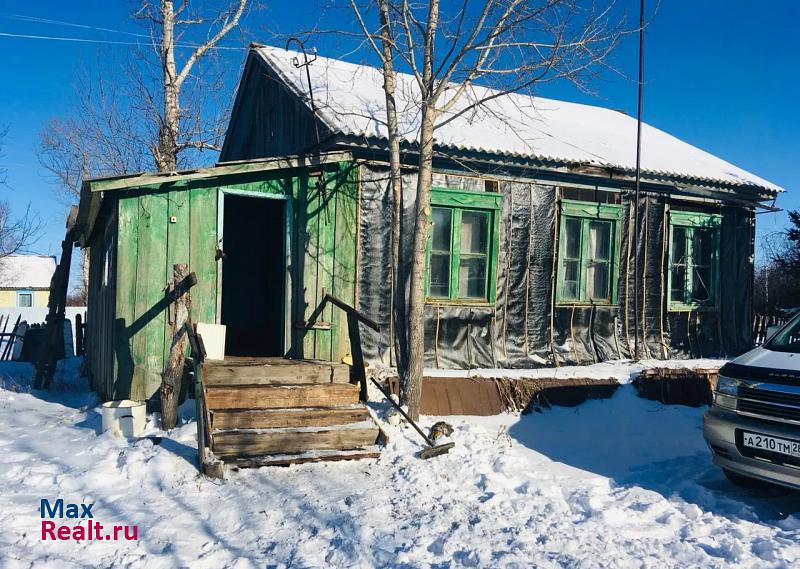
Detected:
left=285, top=37, right=320, bottom=146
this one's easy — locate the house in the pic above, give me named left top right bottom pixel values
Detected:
left=75, top=45, right=783, bottom=404
left=0, top=254, right=56, bottom=308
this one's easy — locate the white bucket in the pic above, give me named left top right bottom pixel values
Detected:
left=195, top=323, right=226, bottom=361
left=101, top=400, right=146, bottom=438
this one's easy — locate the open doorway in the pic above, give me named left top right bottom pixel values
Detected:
left=220, top=194, right=286, bottom=357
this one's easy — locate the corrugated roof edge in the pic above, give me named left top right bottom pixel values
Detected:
left=335, top=131, right=780, bottom=199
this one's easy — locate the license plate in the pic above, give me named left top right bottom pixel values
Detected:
left=742, top=431, right=800, bottom=458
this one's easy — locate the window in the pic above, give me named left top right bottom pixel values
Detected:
left=668, top=211, right=720, bottom=310
left=426, top=188, right=501, bottom=302
left=556, top=200, right=622, bottom=304
left=17, top=291, right=33, bottom=307
left=102, top=233, right=114, bottom=288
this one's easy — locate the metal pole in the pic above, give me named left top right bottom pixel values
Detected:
left=633, top=0, right=645, bottom=360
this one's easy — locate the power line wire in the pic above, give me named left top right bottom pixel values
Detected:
left=0, top=12, right=246, bottom=51
left=1, top=13, right=153, bottom=40
left=0, top=30, right=245, bottom=51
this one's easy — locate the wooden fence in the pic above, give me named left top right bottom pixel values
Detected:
left=753, top=313, right=790, bottom=346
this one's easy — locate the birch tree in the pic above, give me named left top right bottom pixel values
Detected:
left=348, top=0, right=624, bottom=419
left=38, top=0, right=251, bottom=193
left=135, top=0, right=249, bottom=172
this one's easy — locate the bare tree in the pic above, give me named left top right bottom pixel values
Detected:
left=38, top=1, right=252, bottom=317
left=38, top=0, right=252, bottom=197
left=134, top=0, right=249, bottom=172
left=38, top=64, right=150, bottom=201
left=760, top=213, right=800, bottom=312
left=347, top=0, right=624, bottom=419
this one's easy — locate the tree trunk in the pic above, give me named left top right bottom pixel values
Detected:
left=406, top=105, right=436, bottom=421
left=378, top=0, right=409, bottom=392
left=160, top=263, right=191, bottom=430
left=157, top=0, right=180, bottom=172
left=81, top=248, right=90, bottom=303
left=405, top=0, right=439, bottom=421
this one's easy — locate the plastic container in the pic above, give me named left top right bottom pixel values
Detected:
left=101, top=400, right=146, bottom=438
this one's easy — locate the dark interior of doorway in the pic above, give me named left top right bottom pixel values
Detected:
left=221, top=194, right=285, bottom=357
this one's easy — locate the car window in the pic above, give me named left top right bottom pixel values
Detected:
left=766, top=314, right=800, bottom=354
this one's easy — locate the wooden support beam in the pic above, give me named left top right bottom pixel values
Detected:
left=161, top=264, right=195, bottom=430
left=34, top=208, right=76, bottom=389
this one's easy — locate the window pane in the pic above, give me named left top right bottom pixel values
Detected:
left=429, top=253, right=450, bottom=297
left=460, top=211, right=488, bottom=255
left=671, top=227, right=687, bottom=265
left=431, top=208, right=451, bottom=252
left=587, top=262, right=610, bottom=300
left=458, top=257, right=487, bottom=299
left=693, top=228, right=713, bottom=267
left=562, top=259, right=580, bottom=300
left=692, top=265, right=712, bottom=304
left=588, top=221, right=611, bottom=261
left=670, top=266, right=686, bottom=303
left=18, top=294, right=32, bottom=308
left=564, top=218, right=581, bottom=259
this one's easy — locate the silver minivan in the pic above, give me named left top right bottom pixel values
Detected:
left=704, top=313, right=800, bottom=489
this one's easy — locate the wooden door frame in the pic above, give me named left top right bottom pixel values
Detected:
left=216, top=188, right=293, bottom=356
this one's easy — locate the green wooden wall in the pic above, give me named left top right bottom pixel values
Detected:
left=108, top=161, right=359, bottom=401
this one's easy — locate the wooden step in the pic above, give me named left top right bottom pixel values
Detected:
left=230, top=447, right=382, bottom=468
left=210, top=406, right=370, bottom=430
left=212, top=423, right=380, bottom=458
left=203, top=358, right=350, bottom=386
left=205, top=384, right=360, bottom=410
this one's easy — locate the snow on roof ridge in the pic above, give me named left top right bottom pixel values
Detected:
left=254, top=45, right=784, bottom=195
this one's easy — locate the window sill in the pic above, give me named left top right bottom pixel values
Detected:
left=555, top=302, right=615, bottom=308
left=425, top=299, right=495, bottom=308
left=668, top=305, right=719, bottom=313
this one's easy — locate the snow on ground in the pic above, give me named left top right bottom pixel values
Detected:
left=420, top=358, right=728, bottom=383
left=2, top=358, right=800, bottom=568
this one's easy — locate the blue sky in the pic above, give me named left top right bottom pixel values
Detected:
left=0, top=0, right=797, bottom=273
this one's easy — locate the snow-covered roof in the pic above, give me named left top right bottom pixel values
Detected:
left=0, top=255, right=56, bottom=289
left=255, top=46, right=783, bottom=195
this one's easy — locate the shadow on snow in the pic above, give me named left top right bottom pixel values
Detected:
left=507, top=385, right=800, bottom=524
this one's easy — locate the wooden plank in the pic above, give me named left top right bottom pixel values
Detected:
left=204, top=383, right=360, bottom=410
left=230, top=447, right=381, bottom=468
left=315, top=169, right=337, bottom=361
left=163, top=190, right=191, bottom=365
left=189, top=187, right=218, bottom=325
left=203, top=362, right=334, bottom=385
left=203, top=358, right=350, bottom=384
left=419, top=377, right=504, bottom=416
left=211, top=407, right=370, bottom=430
left=212, top=427, right=379, bottom=458
left=299, top=172, right=319, bottom=358
left=87, top=151, right=354, bottom=193
left=331, top=163, right=359, bottom=363
left=131, top=192, right=169, bottom=400
left=116, top=196, right=142, bottom=399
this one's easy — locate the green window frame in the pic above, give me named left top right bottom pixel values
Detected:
left=668, top=210, right=721, bottom=311
left=425, top=188, right=501, bottom=303
left=556, top=200, right=622, bottom=305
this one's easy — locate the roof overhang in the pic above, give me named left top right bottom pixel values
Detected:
left=74, top=151, right=354, bottom=247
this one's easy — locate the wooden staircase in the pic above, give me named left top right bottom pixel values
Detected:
left=198, top=357, right=384, bottom=472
